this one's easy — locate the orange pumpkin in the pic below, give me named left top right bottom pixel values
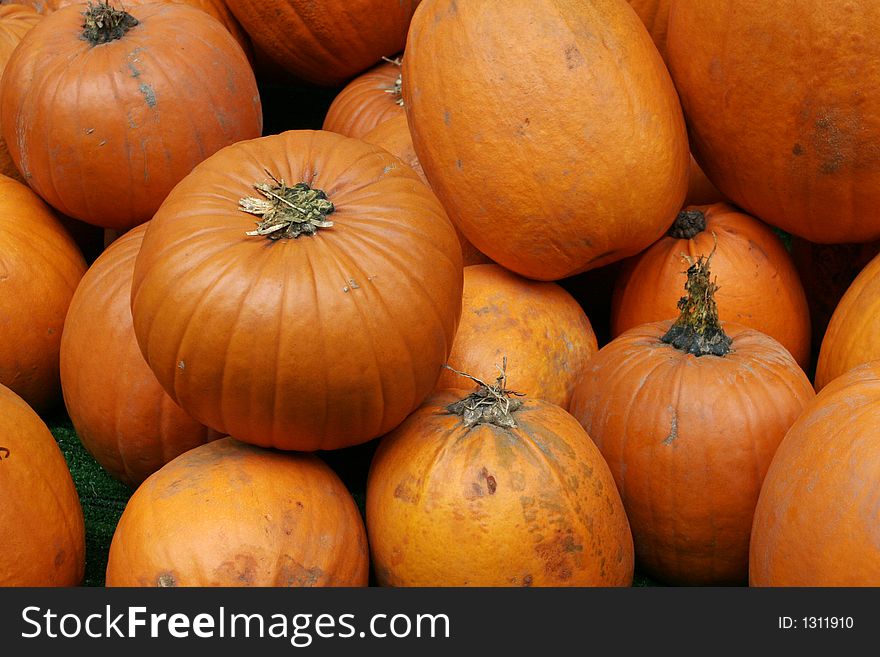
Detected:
left=611, top=204, right=811, bottom=369
left=0, top=383, right=85, bottom=586
left=323, top=57, right=404, bottom=139
left=750, top=360, right=880, bottom=586
left=685, top=153, right=725, bottom=207
left=106, top=437, right=369, bottom=586
left=403, top=0, right=689, bottom=280
left=626, top=0, right=671, bottom=61
left=0, top=4, right=40, bottom=182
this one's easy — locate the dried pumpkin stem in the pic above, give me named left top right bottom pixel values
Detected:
left=241, top=171, right=335, bottom=239
left=444, top=358, right=525, bottom=429
left=381, top=56, right=404, bottom=106
left=81, top=1, right=138, bottom=45
left=668, top=208, right=707, bottom=239
left=660, top=240, right=733, bottom=357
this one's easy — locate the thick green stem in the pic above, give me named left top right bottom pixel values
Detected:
left=444, top=358, right=524, bottom=429
left=241, top=173, right=335, bottom=240
left=668, top=209, right=706, bottom=239
left=81, top=2, right=138, bottom=45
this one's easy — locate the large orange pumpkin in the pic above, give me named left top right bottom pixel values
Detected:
left=0, top=1, right=262, bottom=230
left=131, top=130, right=463, bottom=452
left=367, top=381, right=634, bottom=586
left=60, top=223, right=219, bottom=488
left=0, top=383, right=85, bottom=586
left=750, top=360, right=880, bottom=586
left=0, top=174, right=86, bottom=411
left=0, top=4, right=40, bottom=182
left=402, top=0, right=689, bottom=281
left=667, top=0, right=880, bottom=243
left=611, top=204, right=811, bottom=369
left=106, top=437, right=369, bottom=586
left=626, top=0, right=670, bottom=61
left=323, top=57, right=404, bottom=139
left=570, top=254, right=815, bottom=584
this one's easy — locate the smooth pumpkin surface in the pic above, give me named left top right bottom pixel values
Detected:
left=750, top=361, right=880, bottom=586
left=131, top=130, right=463, bottom=452
left=60, top=223, right=219, bottom=488
left=403, top=0, right=689, bottom=280
left=0, top=383, right=85, bottom=586
left=667, top=0, right=880, bottom=243
left=626, top=0, right=670, bottom=61
left=0, top=4, right=40, bottom=182
left=106, top=437, right=369, bottom=586
left=684, top=153, right=725, bottom=207
left=367, top=388, right=634, bottom=586
left=323, top=58, right=404, bottom=139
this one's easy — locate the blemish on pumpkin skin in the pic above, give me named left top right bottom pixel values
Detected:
left=792, top=143, right=804, bottom=156
left=662, top=408, right=679, bottom=445
left=139, top=82, right=157, bottom=108
left=564, top=44, right=585, bottom=70
left=157, top=572, right=177, bottom=587
left=443, top=110, right=451, bottom=126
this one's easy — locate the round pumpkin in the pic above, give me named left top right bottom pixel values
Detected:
left=60, top=223, right=219, bottom=488
left=570, top=254, right=815, bottom=584
left=367, top=382, right=634, bottom=586
left=0, top=1, right=262, bottom=230
left=106, top=437, right=369, bottom=586
left=750, top=360, right=880, bottom=586
left=131, top=129, right=463, bottom=452
left=0, top=382, right=85, bottom=586
left=402, top=0, right=689, bottom=281
left=0, top=174, right=86, bottom=412
left=323, top=57, right=404, bottom=139
left=436, top=264, right=598, bottom=410
left=611, top=204, right=811, bottom=369
left=667, top=1, right=880, bottom=243
left=0, top=4, right=40, bottom=182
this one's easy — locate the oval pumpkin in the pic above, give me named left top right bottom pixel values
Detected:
left=403, top=0, right=689, bottom=280
left=106, top=437, right=369, bottom=586
left=131, top=130, right=463, bottom=452
left=0, top=4, right=40, bottom=182
left=323, top=57, right=404, bottom=139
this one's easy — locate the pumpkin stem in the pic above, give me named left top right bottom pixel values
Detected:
left=381, top=56, right=404, bottom=107
left=668, top=208, right=706, bottom=239
left=241, top=171, right=335, bottom=239
left=81, top=1, right=138, bottom=45
left=444, top=358, right=525, bottom=429
left=660, top=238, right=733, bottom=357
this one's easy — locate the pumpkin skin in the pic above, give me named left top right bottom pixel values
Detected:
left=667, top=1, right=880, bottom=243
left=626, top=0, right=671, bottom=61
left=60, top=223, right=219, bottom=488
left=131, top=130, right=463, bottom=452
left=0, top=2, right=262, bottom=230
left=611, top=204, right=811, bottom=369
left=0, top=383, right=85, bottom=586
left=436, top=264, right=598, bottom=410
left=367, top=389, right=634, bottom=586
left=0, top=4, right=40, bottom=182
left=685, top=153, right=725, bottom=207
left=569, top=321, right=815, bottom=585
left=0, top=174, right=86, bottom=412
left=323, top=58, right=404, bottom=139
left=225, top=0, right=419, bottom=87
left=106, top=437, right=369, bottom=586
left=403, top=0, right=689, bottom=281
left=750, top=361, right=880, bottom=586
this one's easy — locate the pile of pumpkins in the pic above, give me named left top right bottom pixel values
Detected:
left=1, top=0, right=879, bottom=588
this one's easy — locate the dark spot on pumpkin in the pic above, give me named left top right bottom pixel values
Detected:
left=157, top=572, right=177, bottom=587
left=535, top=530, right=582, bottom=580
left=54, top=550, right=66, bottom=567
left=456, top=159, right=463, bottom=170
left=522, top=574, right=533, bottom=587
left=139, top=82, right=157, bottom=108
left=792, top=143, right=804, bottom=156
left=394, top=475, right=420, bottom=504
left=0, top=447, right=9, bottom=460
left=443, top=110, right=451, bottom=126
left=564, top=44, right=585, bottom=70
left=216, top=554, right=258, bottom=584
left=479, top=466, right=497, bottom=494
left=280, top=558, right=324, bottom=587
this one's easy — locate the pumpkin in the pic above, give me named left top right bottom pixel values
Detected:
left=0, top=1, right=262, bottom=231
left=323, top=57, right=404, bottom=139
left=402, top=0, right=689, bottom=281
left=366, top=375, right=634, bottom=586
left=224, top=0, right=419, bottom=87
left=611, top=204, right=811, bottom=369
left=626, top=0, right=670, bottom=61
left=105, top=437, right=369, bottom=586
left=131, top=130, right=463, bottom=452
left=815, top=251, right=880, bottom=390
left=667, top=0, right=880, bottom=243
left=436, top=264, right=598, bottom=410
left=0, top=174, right=86, bottom=411
left=60, top=224, right=220, bottom=488
left=570, top=253, right=815, bottom=584
left=750, top=360, right=880, bottom=586
left=0, top=382, right=85, bottom=586
left=685, top=153, right=725, bottom=207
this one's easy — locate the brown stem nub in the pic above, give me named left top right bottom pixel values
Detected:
left=81, top=2, right=138, bottom=45
left=660, top=245, right=732, bottom=357
left=241, top=171, right=334, bottom=240
left=668, top=209, right=707, bottom=239
left=444, top=358, right=525, bottom=429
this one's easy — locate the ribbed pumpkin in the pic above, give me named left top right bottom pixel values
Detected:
left=611, top=204, right=811, bottom=369
left=367, top=381, right=634, bottom=586
left=750, top=360, right=880, bottom=586
left=0, top=1, right=262, bottom=230
left=60, top=224, right=219, bottom=488
left=403, top=0, right=689, bottom=280
left=667, top=0, right=880, bottom=243
left=436, top=264, right=598, bottom=410
left=0, top=4, right=40, bottom=182
left=0, top=174, right=86, bottom=412
left=106, top=437, right=369, bottom=586
left=131, top=130, right=463, bottom=452
left=570, top=253, right=815, bottom=584
left=0, top=383, right=85, bottom=586
left=323, top=57, right=404, bottom=139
